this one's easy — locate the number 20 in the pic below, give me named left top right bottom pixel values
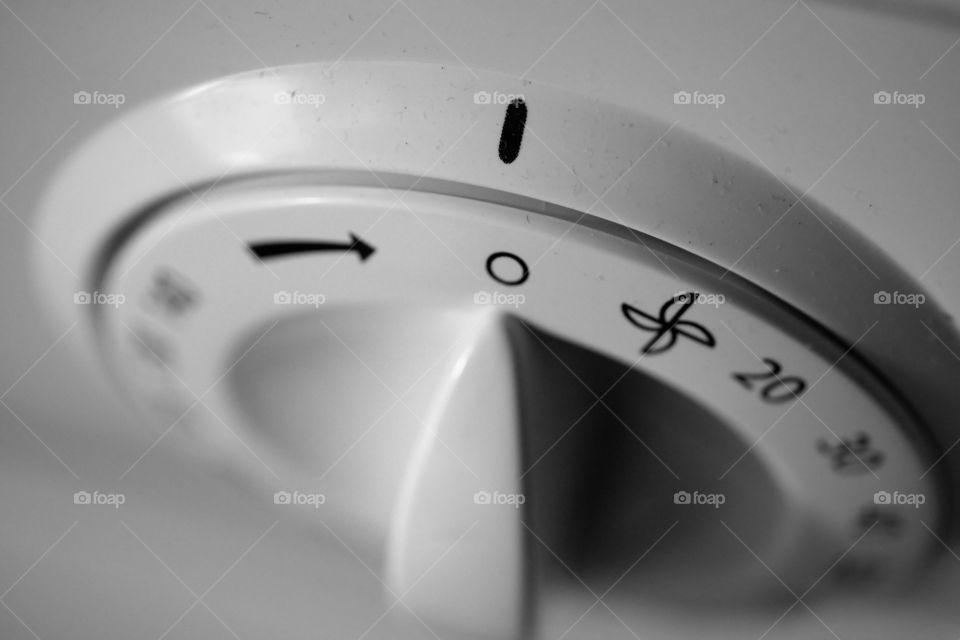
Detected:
left=732, top=358, right=806, bottom=404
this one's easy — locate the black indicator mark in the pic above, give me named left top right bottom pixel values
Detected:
left=249, top=233, right=375, bottom=262
left=621, top=294, right=715, bottom=355
left=486, top=251, right=529, bottom=286
left=498, top=98, right=527, bottom=164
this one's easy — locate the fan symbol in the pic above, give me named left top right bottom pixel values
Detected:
left=621, top=294, right=716, bottom=355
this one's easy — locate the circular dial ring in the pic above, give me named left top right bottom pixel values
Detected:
left=31, top=63, right=958, bottom=623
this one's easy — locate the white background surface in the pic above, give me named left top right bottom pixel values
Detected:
left=2, top=1, right=960, bottom=638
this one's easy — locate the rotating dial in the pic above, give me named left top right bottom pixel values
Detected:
left=90, top=179, right=939, bottom=637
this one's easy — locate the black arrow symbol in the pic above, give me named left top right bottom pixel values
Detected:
left=249, top=233, right=376, bottom=262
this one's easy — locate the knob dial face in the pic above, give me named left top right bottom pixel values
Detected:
left=30, top=61, right=957, bottom=638
left=90, top=179, right=938, bottom=634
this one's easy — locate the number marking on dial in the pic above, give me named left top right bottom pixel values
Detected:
left=486, top=251, right=529, bottom=286
left=816, top=432, right=885, bottom=475
left=731, top=357, right=807, bottom=404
